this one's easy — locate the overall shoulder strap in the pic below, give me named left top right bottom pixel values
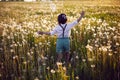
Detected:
left=59, top=24, right=67, bottom=38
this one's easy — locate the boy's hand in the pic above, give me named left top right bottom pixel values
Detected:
left=80, top=11, right=85, bottom=17
left=37, top=31, right=44, bottom=35
left=77, top=11, right=85, bottom=23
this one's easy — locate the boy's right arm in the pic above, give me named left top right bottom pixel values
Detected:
left=38, top=31, right=50, bottom=35
left=37, top=26, right=57, bottom=36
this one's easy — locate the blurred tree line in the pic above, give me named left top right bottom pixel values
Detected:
left=0, top=0, right=30, bottom=1
left=0, top=0, right=102, bottom=1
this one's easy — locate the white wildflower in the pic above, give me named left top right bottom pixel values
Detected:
left=56, top=62, right=62, bottom=66
left=34, top=77, right=39, bottom=80
left=108, top=53, right=112, bottom=56
left=75, top=56, right=79, bottom=59
left=86, top=44, right=93, bottom=52
left=75, top=76, right=79, bottom=80
left=50, top=69, right=55, bottom=74
left=91, top=64, right=95, bottom=68
left=82, top=59, right=86, bottom=62
left=63, top=67, right=66, bottom=71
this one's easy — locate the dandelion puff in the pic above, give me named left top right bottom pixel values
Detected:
left=19, top=44, right=22, bottom=47
left=91, top=28, right=95, bottom=32
left=35, top=44, right=38, bottom=47
left=116, top=42, right=119, bottom=46
left=56, top=62, right=62, bottom=66
left=43, top=19, right=47, bottom=24
left=108, top=53, right=112, bottom=56
left=97, top=19, right=102, bottom=23
left=13, top=55, right=18, bottom=60
left=0, top=74, right=2, bottom=77
left=113, top=36, right=117, bottom=40
left=102, top=46, right=107, bottom=52
left=46, top=66, right=50, bottom=70
left=39, top=42, right=42, bottom=45
left=10, top=49, right=14, bottom=53
left=7, top=36, right=10, bottom=39
left=87, top=40, right=91, bottom=43
left=82, top=59, right=86, bottom=62
left=88, top=58, right=93, bottom=61
left=118, top=23, right=120, bottom=26
left=14, top=44, right=18, bottom=47
left=75, top=76, right=79, bottom=80
left=108, top=49, right=112, bottom=52
left=76, top=31, right=78, bottom=34
left=63, top=67, right=66, bottom=71
left=31, top=51, right=34, bottom=54
left=73, top=51, right=76, bottom=54
left=44, top=57, right=48, bottom=60
left=91, top=64, right=95, bottom=68
left=0, top=48, right=3, bottom=52
left=23, top=61, right=27, bottom=65
left=50, top=69, right=55, bottom=74
left=34, top=77, right=39, bottom=80
left=95, top=44, right=99, bottom=47
left=93, top=33, right=96, bottom=37
left=27, top=52, right=31, bottom=56
left=86, top=44, right=93, bottom=52
left=99, top=47, right=102, bottom=51
left=114, top=51, right=117, bottom=54
left=75, top=56, right=79, bottom=59
left=50, top=3, right=56, bottom=12
left=43, top=63, right=46, bottom=66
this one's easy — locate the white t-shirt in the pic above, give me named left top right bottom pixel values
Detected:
left=50, top=20, right=78, bottom=38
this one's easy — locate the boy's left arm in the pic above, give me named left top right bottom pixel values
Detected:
left=77, top=11, right=85, bottom=23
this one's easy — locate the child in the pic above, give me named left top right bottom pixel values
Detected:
left=38, top=11, right=85, bottom=65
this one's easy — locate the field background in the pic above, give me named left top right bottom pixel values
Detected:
left=0, top=0, right=120, bottom=80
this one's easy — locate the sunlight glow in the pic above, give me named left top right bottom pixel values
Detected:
left=24, top=0, right=36, bottom=2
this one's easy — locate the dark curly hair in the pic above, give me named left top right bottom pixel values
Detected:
left=58, top=13, right=67, bottom=24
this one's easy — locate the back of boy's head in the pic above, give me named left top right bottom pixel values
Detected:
left=58, top=13, right=67, bottom=24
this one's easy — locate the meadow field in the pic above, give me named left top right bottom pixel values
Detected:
left=0, top=0, right=120, bottom=80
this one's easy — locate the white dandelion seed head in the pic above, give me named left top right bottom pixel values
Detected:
left=86, top=44, right=93, bottom=52
left=23, top=61, right=27, bottom=65
left=56, top=62, right=62, bottom=66
left=75, top=56, right=79, bottom=59
left=0, top=74, right=2, bottom=77
left=63, top=67, right=66, bottom=71
left=46, top=66, right=50, bottom=70
left=50, top=3, right=56, bottom=12
left=34, top=77, right=39, bottom=80
left=116, top=42, right=119, bottom=46
left=118, top=23, right=120, bottom=27
left=82, top=59, right=86, bottom=62
left=91, top=64, right=95, bottom=68
left=88, top=58, right=93, bottom=61
left=75, top=76, right=79, bottom=80
left=108, top=53, right=112, bottom=56
left=50, top=69, right=55, bottom=74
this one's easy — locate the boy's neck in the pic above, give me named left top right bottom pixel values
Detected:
left=60, top=23, right=67, bottom=25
